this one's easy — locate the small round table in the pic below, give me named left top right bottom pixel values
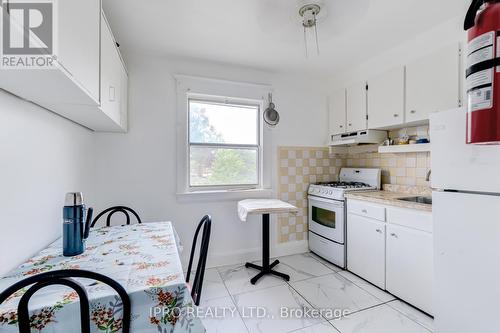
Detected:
left=237, top=199, right=298, bottom=285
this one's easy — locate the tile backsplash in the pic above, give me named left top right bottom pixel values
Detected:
left=345, top=151, right=431, bottom=187
left=277, top=147, right=343, bottom=243
left=277, top=126, right=432, bottom=243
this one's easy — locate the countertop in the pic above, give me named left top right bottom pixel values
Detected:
left=345, top=190, right=432, bottom=212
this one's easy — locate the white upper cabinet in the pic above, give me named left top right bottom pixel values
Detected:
left=58, top=0, right=100, bottom=101
left=100, top=13, right=125, bottom=129
left=405, top=43, right=461, bottom=123
left=346, top=81, right=367, bottom=132
left=0, top=0, right=100, bottom=107
left=0, top=1, right=127, bottom=132
left=367, top=66, right=405, bottom=129
left=119, top=63, right=129, bottom=131
left=328, top=42, right=462, bottom=142
left=328, top=88, right=347, bottom=137
left=98, top=12, right=128, bottom=132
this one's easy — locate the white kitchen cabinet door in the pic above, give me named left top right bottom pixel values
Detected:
left=119, top=64, right=129, bottom=131
left=367, top=66, right=405, bottom=129
left=346, top=81, right=367, bottom=132
left=58, top=0, right=100, bottom=102
left=100, top=12, right=123, bottom=128
left=386, top=224, right=433, bottom=314
left=328, top=88, right=347, bottom=137
left=406, top=43, right=461, bottom=123
left=347, top=213, right=386, bottom=289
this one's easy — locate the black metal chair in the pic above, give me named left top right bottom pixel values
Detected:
left=186, top=215, right=212, bottom=306
left=0, top=269, right=130, bottom=333
left=90, top=206, right=142, bottom=228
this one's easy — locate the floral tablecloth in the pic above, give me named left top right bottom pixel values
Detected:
left=0, top=222, right=205, bottom=333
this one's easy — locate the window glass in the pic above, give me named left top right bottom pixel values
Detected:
left=188, top=98, right=260, bottom=188
left=189, top=101, right=258, bottom=145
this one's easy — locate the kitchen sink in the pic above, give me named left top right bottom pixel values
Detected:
left=397, top=196, right=432, bottom=205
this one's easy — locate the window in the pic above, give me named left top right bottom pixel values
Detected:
left=175, top=75, right=271, bottom=198
left=188, top=98, right=261, bottom=189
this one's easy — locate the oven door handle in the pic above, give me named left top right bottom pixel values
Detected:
left=308, top=195, right=345, bottom=208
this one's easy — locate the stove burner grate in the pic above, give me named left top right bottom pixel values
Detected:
left=315, top=181, right=372, bottom=189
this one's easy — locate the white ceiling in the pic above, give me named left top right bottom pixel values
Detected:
left=103, top=0, right=467, bottom=77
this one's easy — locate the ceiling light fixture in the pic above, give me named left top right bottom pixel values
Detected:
left=299, top=3, right=321, bottom=58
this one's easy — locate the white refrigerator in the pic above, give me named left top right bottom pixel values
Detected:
left=430, top=108, right=500, bottom=333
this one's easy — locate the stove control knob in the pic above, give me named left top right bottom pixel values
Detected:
left=328, top=190, right=333, bottom=195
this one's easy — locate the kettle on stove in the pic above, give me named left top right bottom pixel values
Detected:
left=63, top=192, right=93, bottom=256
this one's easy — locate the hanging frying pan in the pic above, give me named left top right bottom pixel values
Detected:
left=263, top=93, right=280, bottom=127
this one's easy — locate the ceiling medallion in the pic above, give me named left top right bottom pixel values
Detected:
left=299, top=3, right=321, bottom=57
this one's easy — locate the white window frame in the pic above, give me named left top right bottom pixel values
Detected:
left=175, top=75, right=272, bottom=200
left=187, top=96, right=262, bottom=191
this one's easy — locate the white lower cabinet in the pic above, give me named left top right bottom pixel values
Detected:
left=347, top=199, right=433, bottom=315
left=347, top=214, right=386, bottom=289
left=386, top=223, right=433, bottom=315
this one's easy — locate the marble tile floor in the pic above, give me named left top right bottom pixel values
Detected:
left=195, top=252, right=434, bottom=333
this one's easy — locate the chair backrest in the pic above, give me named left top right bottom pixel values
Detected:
left=186, top=215, right=211, bottom=306
left=90, top=206, right=142, bottom=228
left=0, top=269, right=131, bottom=333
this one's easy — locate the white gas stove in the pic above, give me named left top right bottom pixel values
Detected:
left=308, top=168, right=381, bottom=201
left=308, top=168, right=381, bottom=268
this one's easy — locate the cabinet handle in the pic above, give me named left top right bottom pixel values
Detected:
left=375, top=229, right=382, bottom=233
left=339, top=125, right=343, bottom=128
left=410, top=110, right=416, bottom=114
left=390, top=233, right=398, bottom=238
left=109, top=86, right=116, bottom=102
left=361, top=209, right=367, bottom=213
left=393, top=114, right=399, bottom=118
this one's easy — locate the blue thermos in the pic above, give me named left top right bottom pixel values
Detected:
left=63, top=192, right=93, bottom=256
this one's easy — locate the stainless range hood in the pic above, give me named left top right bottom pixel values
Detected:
left=329, top=130, right=387, bottom=146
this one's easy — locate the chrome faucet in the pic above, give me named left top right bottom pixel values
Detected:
left=426, top=169, right=432, bottom=182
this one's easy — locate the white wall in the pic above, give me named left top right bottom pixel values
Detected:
left=92, top=54, right=329, bottom=268
left=0, top=90, right=94, bottom=275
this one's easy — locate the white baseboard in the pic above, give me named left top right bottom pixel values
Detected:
left=181, top=240, right=309, bottom=270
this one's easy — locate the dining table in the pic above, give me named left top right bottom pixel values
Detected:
left=0, top=221, right=206, bottom=333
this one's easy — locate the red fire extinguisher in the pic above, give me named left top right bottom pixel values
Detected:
left=464, top=0, right=500, bottom=144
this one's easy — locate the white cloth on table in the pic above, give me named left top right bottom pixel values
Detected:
left=237, top=199, right=298, bottom=221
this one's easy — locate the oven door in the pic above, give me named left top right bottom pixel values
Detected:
left=308, top=195, right=345, bottom=244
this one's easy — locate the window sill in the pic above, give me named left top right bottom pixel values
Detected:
left=176, top=188, right=273, bottom=203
